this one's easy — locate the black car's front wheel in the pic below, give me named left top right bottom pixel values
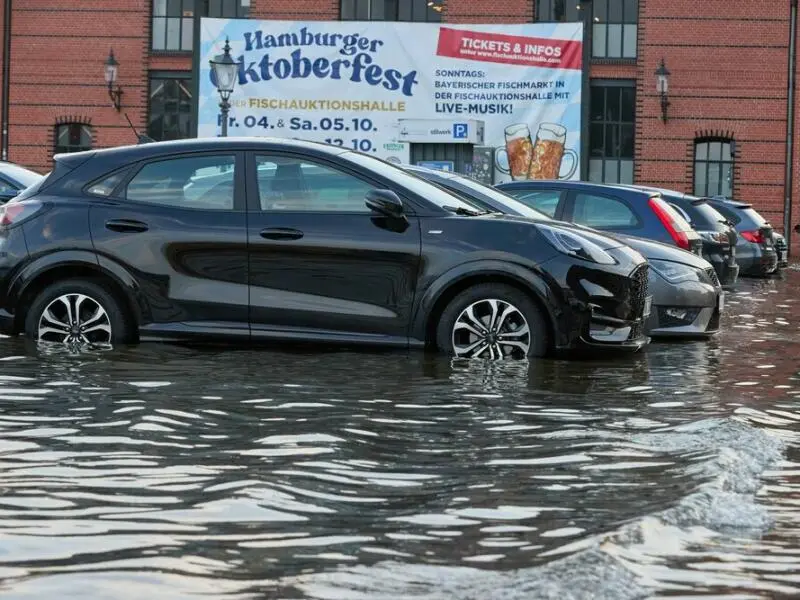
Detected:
left=24, top=279, right=130, bottom=349
left=435, top=283, right=549, bottom=359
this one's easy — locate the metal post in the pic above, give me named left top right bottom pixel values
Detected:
left=783, top=0, right=798, bottom=253
left=220, top=99, right=229, bottom=137
left=579, top=0, right=593, bottom=181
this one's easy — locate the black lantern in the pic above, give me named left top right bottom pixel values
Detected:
left=209, top=38, right=239, bottom=137
left=655, top=58, right=670, bottom=123
left=104, top=49, right=123, bottom=112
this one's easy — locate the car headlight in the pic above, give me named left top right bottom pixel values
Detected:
left=649, top=259, right=699, bottom=283
left=536, top=224, right=617, bottom=265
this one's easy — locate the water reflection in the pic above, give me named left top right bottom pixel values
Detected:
left=0, top=276, right=797, bottom=598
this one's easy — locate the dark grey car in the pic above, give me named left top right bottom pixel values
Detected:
left=405, top=165, right=723, bottom=338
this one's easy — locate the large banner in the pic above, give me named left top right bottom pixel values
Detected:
left=197, top=19, right=583, bottom=183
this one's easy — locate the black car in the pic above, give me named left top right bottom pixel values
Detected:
left=706, top=197, right=782, bottom=275
left=0, top=137, right=650, bottom=358
left=619, top=186, right=740, bottom=286
left=0, top=161, right=43, bottom=203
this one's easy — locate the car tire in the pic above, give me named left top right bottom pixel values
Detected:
left=435, top=283, right=549, bottom=359
left=24, top=279, right=131, bottom=347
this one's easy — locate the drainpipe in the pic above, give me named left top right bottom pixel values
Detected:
left=1, top=0, right=12, bottom=161
left=783, top=0, right=797, bottom=253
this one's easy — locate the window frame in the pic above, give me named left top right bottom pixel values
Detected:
left=340, top=0, right=442, bottom=22
left=147, top=70, right=194, bottom=142
left=592, top=0, right=638, bottom=59
left=115, top=151, right=246, bottom=212
left=588, top=79, right=635, bottom=185
left=248, top=151, right=404, bottom=215
left=53, top=122, right=93, bottom=155
left=151, top=0, right=251, bottom=53
left=693, top=138, right=735, bottom=199
left=535, top=0, right=582, bottom=22
left=564, top=189, right=642, bottom=231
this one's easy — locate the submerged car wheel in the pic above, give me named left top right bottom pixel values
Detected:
left=436, top=283, right=549, bottom=359
left=24, top=279, right=130, bottom=349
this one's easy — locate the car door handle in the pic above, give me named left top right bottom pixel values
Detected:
left=260, top=227, right=304, bottom=240
left=105, top=219, right=149, bottom=233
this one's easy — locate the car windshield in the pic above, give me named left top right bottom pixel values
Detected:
left=1, top=163, right=43, bottom=188
left=433, top=172, right=553, bottom=221
left=343, top=152, right=488, bottom=214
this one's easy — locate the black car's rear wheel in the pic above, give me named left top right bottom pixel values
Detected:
left=435, top=283, right=549, bottom=359
left=24, top=279, right=130, bottom=349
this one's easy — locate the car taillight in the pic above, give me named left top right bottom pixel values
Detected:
left=648, top=197, right=690, bottom=250
left=698, top=230, right=730, bottom=244
left=0, top=200, right=43, bottom=227
left=740, top=230, right=765, bottom=244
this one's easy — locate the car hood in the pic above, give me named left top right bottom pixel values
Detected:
left=611, top=233, right=713, bottom=268
left=479, top=213, right=626, bottom=251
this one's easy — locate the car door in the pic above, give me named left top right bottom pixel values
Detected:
left=245, top=151, right=422, bottom=344
left=562, top=190, right=644, bottom=235
left=497, top=187, right=567, bottom=219
left=88, top=151, right=250, bottom=339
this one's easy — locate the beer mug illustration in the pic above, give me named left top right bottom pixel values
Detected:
left=495, top=122, right=578, bottom=180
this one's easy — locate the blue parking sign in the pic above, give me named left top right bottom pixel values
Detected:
left=453, top=123, right=468, bottom=139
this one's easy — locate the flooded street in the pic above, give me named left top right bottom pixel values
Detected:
left=0, top=273, right=799, bottom=599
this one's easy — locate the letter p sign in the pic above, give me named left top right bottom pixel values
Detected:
left=453, top=123, right=468, bottom=139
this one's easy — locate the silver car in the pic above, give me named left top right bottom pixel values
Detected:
left=402, top=165, right=723, bottom=339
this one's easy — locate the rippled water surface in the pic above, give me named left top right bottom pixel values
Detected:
left=1, top=273, right=800, bottom=599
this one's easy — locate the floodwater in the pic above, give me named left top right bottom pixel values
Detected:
left=0, top=275, right=799, bottom=600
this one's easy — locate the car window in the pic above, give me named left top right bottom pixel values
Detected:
left=0, top=177, right=17, bottom=195
left=126, top=155, right=235, bottom=210
left=572, top=193, right=638, bottom=228
left=506, top=190, right=561, bottom=217
left=255, top=155, right=372, bottom=212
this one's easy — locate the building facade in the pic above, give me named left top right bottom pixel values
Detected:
left=0, top=0, right=797, bottom=242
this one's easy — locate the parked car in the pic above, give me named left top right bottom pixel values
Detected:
left=615, top=185, right=741, bottom=285
left=0, top=161, right=43, bottom=203
left=0, top=138, right=652, bottom=358
left=706, top=196, right=784, bottom=275
left=405, top=166, right=723, bottom=338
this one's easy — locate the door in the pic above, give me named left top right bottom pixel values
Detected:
left=246, top=152, right=422, bottom=344
left=89, top=151, right=249, bottom=338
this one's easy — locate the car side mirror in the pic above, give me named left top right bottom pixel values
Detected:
left=365, top=189, right=404, bottom=218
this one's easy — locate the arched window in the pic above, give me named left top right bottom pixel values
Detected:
left=693, top=138, right=734, bottom=198
left=54, top=123, right=92, bottom=154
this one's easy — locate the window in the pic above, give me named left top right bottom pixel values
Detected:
left=572, top=193, right=638, bottom=228
left=255, top=156, right=373, bottom=212
left=510, top=190, right=562, bottom=218
left=0, top=178, right=17, bottom=195
left=589, top=81, right=635, bottom=184
left=148, top=72, right=193, bottom=141
left=536, top=0, right=581, bottom=22
left=87, top=171, right=129, bottom=198
left=693, top=139, right=734, bottom=198
left=341, top=0, right=442, bottom=21
left=593, top=0, right=638, bottom=59
left=126, top=155, right=236, bottom=210
left=54, top=123, right=92, bottom=154
left=152, top=0, right=249, bottom=51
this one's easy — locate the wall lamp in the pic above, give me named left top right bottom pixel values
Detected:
left=655, top=58, right=671, bottom=123
left=104, top=48, right=123, bottom=112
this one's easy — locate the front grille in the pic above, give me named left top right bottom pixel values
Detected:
left=705, top=267, right=720, bottom=287
left=627, top=264, right=649, bottom=341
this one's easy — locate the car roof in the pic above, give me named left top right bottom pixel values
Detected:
left=496, top=179, right=659, bottom=196
left=53, top=136, right=352, bottom=164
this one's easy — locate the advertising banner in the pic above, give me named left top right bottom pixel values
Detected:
left=197, top=19, right=583, bottom=183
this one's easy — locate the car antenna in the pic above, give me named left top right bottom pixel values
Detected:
left=123, top=113, right=156, bottom=145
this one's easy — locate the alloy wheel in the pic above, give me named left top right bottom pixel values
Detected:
left=37, top=293, right=113, bottom=348
left=451, top=298, right=531, bottom=359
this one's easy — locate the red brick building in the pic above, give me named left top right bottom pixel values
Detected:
left=0, top=0, right=797, bottom=243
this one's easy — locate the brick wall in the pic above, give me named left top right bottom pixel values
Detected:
left=7, top=0, right=150, bottom=172
left=637, top=0, right=792, bottom=231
